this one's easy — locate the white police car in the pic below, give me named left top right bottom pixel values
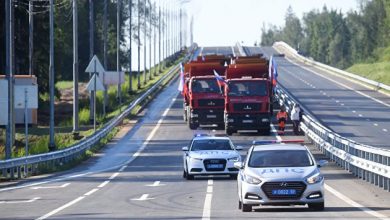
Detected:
left=235, top=141, right=328, bottom=212
left=182, top=134, right=242, bottom=180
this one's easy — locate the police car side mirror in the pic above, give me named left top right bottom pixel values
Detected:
left=235, top=146, right=243, bottom=151
left=317, top=160, right=328, bottom=168
left=182, top=146, right=189, bottom=151
left=234, top=162, right=244, bottom=169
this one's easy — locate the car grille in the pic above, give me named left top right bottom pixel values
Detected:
left=233, top=103, right=260, bottom=111
left=203, top=159, right=226, bottom=172
left=198, top=99, right=224, bottom=107
left=261, top=181, right=306, bottom=200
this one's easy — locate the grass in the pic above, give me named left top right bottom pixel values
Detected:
left=0, top=52, right=184, bottom=161
left=346, top=62, right=390, bottom=86
left=55, top=81, right=74, bottom=90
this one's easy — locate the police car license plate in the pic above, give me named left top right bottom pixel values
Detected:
left=207, top=164, right=223, bottom=169
left=243, top=120, right=253, bottom=123
left=272, top=189, right=297, bottom=195
left=207, top=115, right=216, bottom=118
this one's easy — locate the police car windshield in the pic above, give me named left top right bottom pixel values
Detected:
left=248, top=150, right=314, bottom=167
left=191, top=79, right=220, bottom=93
left=191, top=139, right=233, bottom=151
left=228, top=81, right=267, bottom=96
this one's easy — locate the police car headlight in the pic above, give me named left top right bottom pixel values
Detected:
left=227, top=157, right=240, bottom=162
left=306, top=172, right=323, bottom=184
left=189, top=156, right=202, bottom=162
left=243, top=174, right=262, bottom=185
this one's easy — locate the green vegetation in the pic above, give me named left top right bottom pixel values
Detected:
left=55, top=81, right=74, bottom=90
left=261, top=0, right=390, bottom=85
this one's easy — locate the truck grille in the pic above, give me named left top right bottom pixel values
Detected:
left=198, top=99, right=224, bottom=107
left=233, top=103, right=260, bottom=111
left=203, top=159, right=226, bottom=172
left=261, top=181, right=306, bottom=200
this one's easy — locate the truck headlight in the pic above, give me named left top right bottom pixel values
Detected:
left=243, top=174, right=262, bottom=185
left=306, top=172, right=323, bottom=184
left=227, top=156, right=240, bottom=162
left=227, top=118, right=234, bottom=122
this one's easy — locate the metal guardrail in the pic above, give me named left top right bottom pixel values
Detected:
left=0, top=45, right=197, bottom=179
left=273, top=41, right=390, bottom=92
left=274, top=85, right=390, bottom=191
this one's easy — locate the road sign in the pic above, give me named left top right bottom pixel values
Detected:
left=100, top=71, right=125, bottom=86
left=14, top=85, right=38, bottom=109
left=85, top=55, right=105, bottom=73
left=0, top=80, right=8, bottom=125
left=86, top=74, right=105, bottom=91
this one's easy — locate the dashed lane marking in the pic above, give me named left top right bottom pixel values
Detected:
left=84, top=188, right=99, bottom=196
left=0, top=197, right=40, bottom=204
left=31, top=183, right=70, bottom=190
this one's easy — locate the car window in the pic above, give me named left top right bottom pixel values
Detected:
left=248, top=150, right=314, bottom=167
left=191, top=139, right=233, bottom=151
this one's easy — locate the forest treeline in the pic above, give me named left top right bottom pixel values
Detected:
left=261, top=0, right=390, bottom=69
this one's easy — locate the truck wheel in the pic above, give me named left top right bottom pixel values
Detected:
left=189, top=121, right=198, bottom=130
left=260, top=128, right=270, bottom=135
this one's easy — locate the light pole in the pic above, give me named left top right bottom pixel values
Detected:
left=143, top=0, right=147, bottom=84
left=117, top=0, right=122, bottom=104
left=137, top=0, right=141, bottom=89
left=128, top=0, right=133, bottom=93
left=48, top=0, right=55, bottom=151
left=103, top=0, right=108, bottom=114
left=29, top=0, right=33, bottom=76
left=72, top=0, right=79, bottom=134
left=89, top=0, right=94, bottom=124
left=149, top=0, right=152, bottom=80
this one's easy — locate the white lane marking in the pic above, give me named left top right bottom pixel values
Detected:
left=0, top=197, right=40, bottom=204
left=271, top=124, right=282, bottom=141
left=358, top=114, right=363, bottom=117
left=284, top=57, right=390, bottom=108
left=325, top=184, right=389, bottom=220
left=202, top=179, right=213, bottom=220
left=383, top=129, right=388, bottom=132
left=146, top=181, right=165, bottom=187
left=98, top=180, right=110, bottom=188
left=35, top=95, right=177, bottom=219
left=84, top=188, right=99, bottom=196
left=109, top=172, right=120, bottom=180
left=340, top=103, right=344, bottom=106
left=119, top=165, right=127, bottom=172
left=131, top=194, right=154, bottom=201
left=31, top=183, right=70, bottom=190
left=336, top=100, right=340, bottom=103
left=36, top=196, right=85, bottom=220
left=352, top=110, right=356, bottom=113
left=374, top=123, right=378, bottom=126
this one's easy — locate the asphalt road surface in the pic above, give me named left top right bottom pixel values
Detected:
left=244, top=46, right=390, bottom=149
left=0, top=47, right=389, bottom=220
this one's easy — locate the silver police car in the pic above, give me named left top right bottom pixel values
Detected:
left=235, top=143, right=327, bottom=212
left=182, top=134, right=242, bottom=180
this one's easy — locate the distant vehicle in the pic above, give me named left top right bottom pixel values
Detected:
left=235, top=142, right=327, bottom=212
left=182, top=134, right=243, bottom=180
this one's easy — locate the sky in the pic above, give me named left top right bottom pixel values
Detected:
left=184, top=0, right=359, bottom=46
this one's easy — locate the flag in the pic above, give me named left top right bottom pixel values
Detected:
left=178, top=62, right=185, bottom=93
left=213, top=70, right=226, bottom=87
left=269, top=56, right=278, bottom=87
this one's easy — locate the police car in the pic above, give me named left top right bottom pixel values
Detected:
left=235, top=141, right=328, bottom=212
left=182, top=134, right=243, bottom=180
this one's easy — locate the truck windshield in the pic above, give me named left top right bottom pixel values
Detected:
left=248, top=150, right=314, bottom=167
left=191, top=139, right=233, bottom=151
left=228, top=81, right=267, bottom=96
left=191, top=79, right=220, bottom=93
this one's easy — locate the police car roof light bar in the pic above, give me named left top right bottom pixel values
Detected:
left=252, top=139, right=305, bottom=145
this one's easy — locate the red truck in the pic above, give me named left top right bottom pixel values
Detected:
left=223, top=57, right=273, bottom=135
left=182, top=55, right=229, bottom=129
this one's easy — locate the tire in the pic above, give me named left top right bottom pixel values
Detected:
left=238, top=200, right=242, bottom=210
left=186, top=173, right=194, bottom=180
left=189, top=121, right=198, bottom=130
left=308, top=202, right=324, bottom=211
left=225, top=124, right=233, bottom=135
left=183, top=170, right=187, bottom=178
left=242, top=203, right=252, bottom=212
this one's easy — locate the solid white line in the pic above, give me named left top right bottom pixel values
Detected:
left=35, top=196, right=85, bottom=220
left=325, top=184, right=389, bottom=220
left=202, top=191, right=213, bottom=220
left=0, top=197, right=40, bottom=204
left=109, top=172, right=120, bottom=180
left=284, top=57, right=390, bottom=108
left=119, top=165, right=127, bottom=172
left=84, top=188, right=99, bottom=196
left=98, top=180, right=110, bottom=188
left=207, top=186, right=213, bottom=193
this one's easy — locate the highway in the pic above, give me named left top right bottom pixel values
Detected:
left=0, top=47, right=389, bottom=219
left=244, top=46, right=390, bottom=148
